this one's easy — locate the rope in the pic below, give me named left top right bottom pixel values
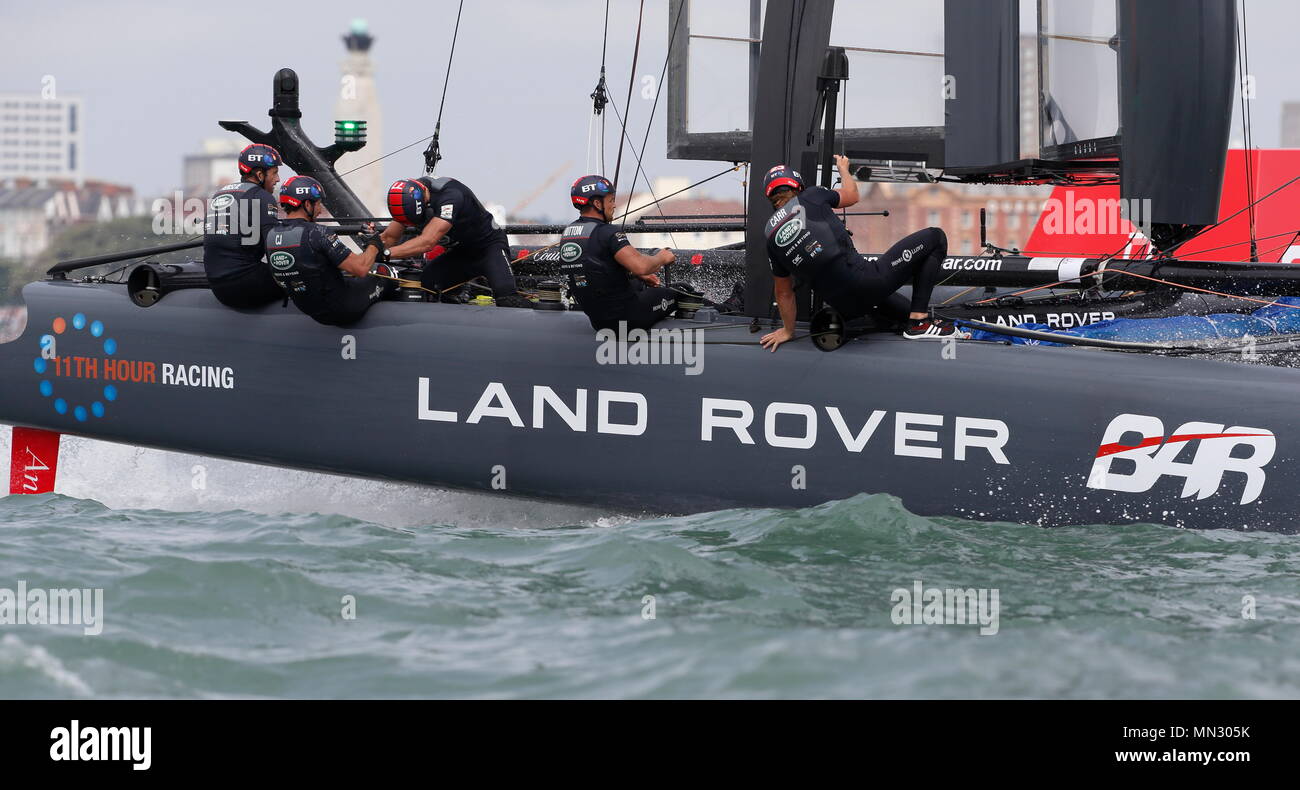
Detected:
left=1178, top=175, right=1300, bottom=252
left=337, top=134, right=435, bottom=178
left=1166, top=227, right=1300, bottom=259
left=588, top=0, right=611, bottom=174
left=1235, top=0, right=1258, bottom=260
left=424, top=0, right=466, bottom=174
left=969, top=266, right=1300, bottom=311
left=614, top=165, right=742, bottom=224
left=610, top=0, right=646, bottom=195
left=606, top=88, right=676, bottom=247
left=615, top=1, right=686, bottom=246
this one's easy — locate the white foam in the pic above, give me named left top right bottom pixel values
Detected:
left=0, top=424, right=632, bottom=529
left=0, top=633, right=93, bottom=696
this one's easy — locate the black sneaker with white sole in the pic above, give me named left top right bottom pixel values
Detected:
left=903, top=317, right=970, bottom=340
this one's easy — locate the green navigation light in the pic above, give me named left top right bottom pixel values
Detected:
left=334, top=119, right=368, bottom=146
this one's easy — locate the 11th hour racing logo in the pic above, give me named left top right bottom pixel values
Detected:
left=1087, top=413, right=1276, bottom=504
left=31, top=312, right=238, bottom=422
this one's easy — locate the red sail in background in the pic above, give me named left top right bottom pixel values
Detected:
left=8, top=427, right=61, bottom=495
left=1024, top=149, right=1300, bottom=264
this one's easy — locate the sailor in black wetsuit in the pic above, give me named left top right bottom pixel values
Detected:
left=378, top=176, right=529, bottom=307
left=265, top=176, right=398, bottom=327
left=758, top=156, right=968, bottom=351
left=557, top=175, right=679, bottom=331
left=202, top=143, right=284, bottom=309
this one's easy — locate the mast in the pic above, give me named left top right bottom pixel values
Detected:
left=743, top=0, right=836, bottom=318
left=219, top=69, right=371, bottom=220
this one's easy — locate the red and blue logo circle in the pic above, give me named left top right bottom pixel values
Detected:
left=32, top=312, right=119, bottom=422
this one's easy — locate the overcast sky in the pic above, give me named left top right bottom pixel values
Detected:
left=2, top=0, right=1294, bottom=221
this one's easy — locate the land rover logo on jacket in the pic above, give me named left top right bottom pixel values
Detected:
left=775, top=216, right=804, bottom=247
left=560, top=242, right=582, bottom=263
left=210, top=194, right=235, bottom=211
left=269, top=251, right=296, bottom=271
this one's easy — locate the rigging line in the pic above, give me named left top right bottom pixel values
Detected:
left=614, top=165, right=743, bottom=224
left=1172, top=227, right=1300, bottom=258
left=623, top=0, right=687, bottom=247
left=604, top=86, right=677, bottom=248
left=626, top=0, right=685, bottom=203
left=1183, top=174, right=1300, bottom=244
left=591, top=0, right=611, bottom=174
left=435, top=0, right=465, bottom=133
left=975, top=264, right=1300, bottom=311
left=741, top=163, right=748, bottom=218
left=939, top=286, right=977, bottom=305
left=1103, top=269, right=1300, bottom=309
left=586, top=112, right=596, bottom=174
left=1235, top=0, right=1258, bottom=260
left=337, top=134, right=436, bottom=177
left=687, top=33, right=943, bottom=59
left=973, top=233, right=1136, bottom=304
left=1243, top=0, right=1258, bottom=261
left=424, top=0, right=466, bottom=173
left=600, top=0, right=609, bottom=71
left=611, top=0, right=647, bottom=197
left=454, top=169, right=737, bottom=271
left=1010, top=233, right=1296, bottom=258
left=1252, top=236, right=1299, bottom=261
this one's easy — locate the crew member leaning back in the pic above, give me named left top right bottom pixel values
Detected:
left=760, top=154, right=966, bottom=351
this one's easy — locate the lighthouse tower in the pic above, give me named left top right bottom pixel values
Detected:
left=335, top=19, right=385, bottom=216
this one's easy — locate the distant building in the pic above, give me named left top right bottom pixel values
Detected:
left=621, top=177, right=745, bottom=250
left=0, top=93, right=85, bottom=183
left=182, top=137, right=244, bottom=196
left=335, top=19, right=386, bottom=216
left=0, top=186, right=55, bottom=259
left=1282, top=102, right=1300, bottom=149
left=851, top=181, right=1054, bottom=256
left=0, top=179, right=148, bottom=259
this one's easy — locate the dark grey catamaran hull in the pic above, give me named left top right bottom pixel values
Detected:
left=2, top=280, right=1294, bottom=531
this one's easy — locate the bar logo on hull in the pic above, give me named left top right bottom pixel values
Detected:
left=1088, top=413, right=1275, bottom=505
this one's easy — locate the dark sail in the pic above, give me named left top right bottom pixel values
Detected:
left=743, top=0, right=835, bottom=317
left=1118, top=0, right=1237, bottom=250
left=943, top=0, right=1020, bottom=168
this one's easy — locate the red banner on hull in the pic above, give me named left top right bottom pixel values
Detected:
left=8, top=427, right=61, bottom=495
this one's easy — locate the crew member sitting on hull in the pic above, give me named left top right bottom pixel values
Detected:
left=559, top=175, right=679, bottom=331
left=203, top=143, right=284, bottom=309
left=758, top=155, right=968, bottom=351
left=266, top=176, right=398, bottom=327
left=378, top=175, right=529, bottom=307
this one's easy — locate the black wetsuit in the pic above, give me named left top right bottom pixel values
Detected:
left=265, top=219, right=390, bottom=326
left=202, top=180, right=282, bottom=309
left=558, top=216, right=679, bottom=331
left=411, top=177, right=519, bottom=300
left=765, top=186, right=946, bottom=319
